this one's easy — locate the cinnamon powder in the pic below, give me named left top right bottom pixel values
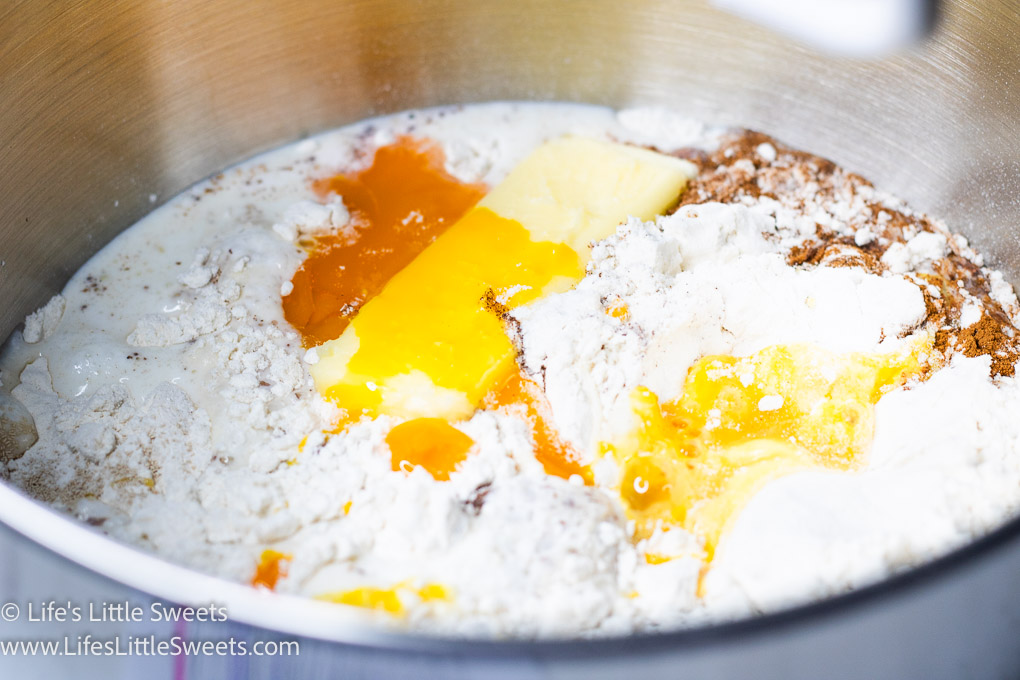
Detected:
left=674, top=130, right=1020, bottom=378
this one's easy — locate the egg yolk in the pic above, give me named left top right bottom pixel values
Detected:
left=309, top=137, right=693, bottom=423
left=607, top=303, right=629, bottom=320
left=251, top=549, right=290, bottom=590
left=320, top=206, right=583, bottom=419
left=381, top=372, right=592, bottom=484
left=321, top=587, right=404, bottom=614
left=284, top=138, right=591, bottom=482
left=386, top=418, right=475, bottom=481
left=483, top=369, right=593, bottom=483
left=318, top=583, right=449, bottom=616
left=287, top=137, right=692, bottom=488
left=282, top=137, right=486, bottom=346
left=609, top=340, right=931, bottom=561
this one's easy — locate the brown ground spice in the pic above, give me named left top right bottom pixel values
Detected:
left=672, top=130, right=1020, bottom=378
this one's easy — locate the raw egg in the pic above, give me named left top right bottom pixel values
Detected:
left=482, top=369, right=593, bottom=483
left=608, top=339, right=931, bottom=561
left=318, top=583, right=450, bottom=616
left=252, top=549, right=290, bottom=590
left=283, top=137, right=486, bottom=346
left=309, top=137, right=695, bottom=422
left=386, top=418, right=474, bottom=481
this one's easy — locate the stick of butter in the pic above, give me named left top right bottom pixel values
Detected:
left=310, top=137, right=697, bottom=420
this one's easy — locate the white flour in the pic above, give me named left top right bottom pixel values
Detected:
left=512, top=203, right=927, bottom=456
left=703, top=354, right=1020, bottom=615
left=1, top=103, right=1019, bottom=638
left=21, top=294, right=65, bottom=344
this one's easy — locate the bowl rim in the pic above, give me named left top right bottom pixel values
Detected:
left=2, top=474, right=1018, bottom=654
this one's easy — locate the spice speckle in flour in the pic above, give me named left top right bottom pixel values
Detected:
left=2, top=103, right=1020, bottom=637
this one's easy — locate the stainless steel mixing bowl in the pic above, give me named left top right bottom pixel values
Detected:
left=1, top=1, right=1019, bottom=677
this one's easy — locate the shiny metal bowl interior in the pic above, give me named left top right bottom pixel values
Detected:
left=1, top=0, right=1019, bottom=673
left=2, top=0, right=1018, bottom=326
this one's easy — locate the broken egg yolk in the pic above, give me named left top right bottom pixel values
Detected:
left=483, top=370, right=593, bottom=483
left=282, top=137, right=486, bottom=346
left=609, top=340, right=931, bottom=561
left=383, top=372, right=593, bottom=484
left=317, top=583, right=449, bottom=616
left=318, top=206, right=583, bottom=420
left=320, top=587, right=403, bottom=615
left=386, top=418, right=474, bottom=481
left=252, top=549, right=290, bottom=590
left=308, top=137, right=694, bottom=424
left=286, top=137, right=692, bottom=486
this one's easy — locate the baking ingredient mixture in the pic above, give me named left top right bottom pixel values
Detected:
left=2, top=103, right=1019, bottom=637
